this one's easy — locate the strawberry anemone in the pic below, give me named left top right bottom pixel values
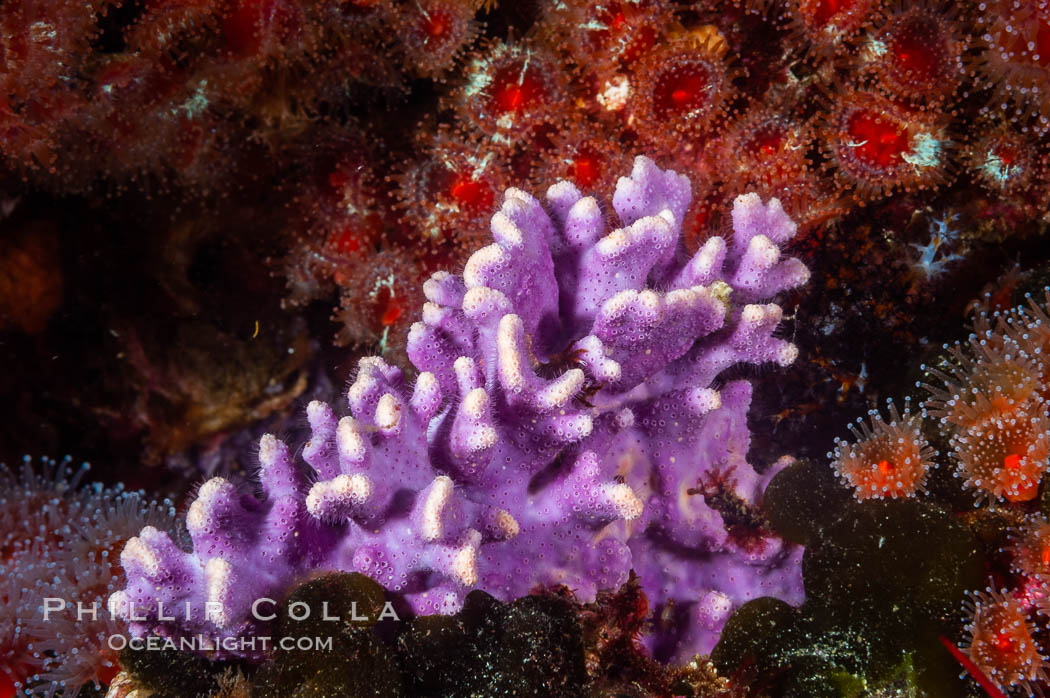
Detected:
left=789, top=0, right=879, bottom=53
left=830, top=400, right=937, bottom=499
left=542, top=0, right=671, bottom=75
left=973, top=0, right=1050, bottom=125
left=962, top=589, right=1048, bottom=696
left=628, top=34, right=735, bottom=144
left=452, top=41, right=569, bottom=137
left=826, top=90, right=952, bottom=200
left=866, top=4, right=964, bottom=104
left=394, top=128, right=512, bottom=249
left=1009, top=515, right=1050, bottom=580
left=969, top=126, right=1045, bottom=196
left=533, top=119, right=634, bottom=196
left=395, top=0, right=480, bottom=78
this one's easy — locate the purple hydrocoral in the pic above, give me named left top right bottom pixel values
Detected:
left=111, top=156, right=808, bottom=662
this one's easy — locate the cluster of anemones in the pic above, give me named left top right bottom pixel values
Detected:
left=3, top=0, right=1048, bottom=370
left=0, top=457, right=174, bottom=697
left=832, top=290, right=1050, bottom=505
left=0, top=0, right=485, bottom=190
left=924, top=290, right=1050, bottom=504
left=306, top=0, right=1049, bottom=358
left=953, top=506, right=1050, bottom=695
left=829, top=289, right=1050, bottom=695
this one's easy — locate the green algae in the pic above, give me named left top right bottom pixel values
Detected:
left=717, top=463, right=987, bottom=697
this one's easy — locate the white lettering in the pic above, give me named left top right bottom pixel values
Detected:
left=288, top=601, right=310, bottom=621
left=42, top=598, right=65, bottom=621
left=204, top=601, right=223, bottom=623
left=252, top=598, right=277, bottom=621
left=378, top=602, right=400, bottom=621
left=76, top=601, right=98, bottom=621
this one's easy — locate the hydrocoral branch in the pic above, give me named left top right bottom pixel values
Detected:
left=112, top=156, right=808, bottom=663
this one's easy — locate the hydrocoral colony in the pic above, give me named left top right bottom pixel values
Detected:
left=831, top=290, right=1050, bottom=504
left=112, top=157, right=809, bottom=663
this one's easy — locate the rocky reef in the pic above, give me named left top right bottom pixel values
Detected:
left=109, top=572, right=737, bottom=698
left=2, top=0, right=1050, bottom=696
left=2, top=0, right=1047, bottom=473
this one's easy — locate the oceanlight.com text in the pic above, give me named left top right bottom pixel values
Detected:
left=107, top=634, right=334, bottom=652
